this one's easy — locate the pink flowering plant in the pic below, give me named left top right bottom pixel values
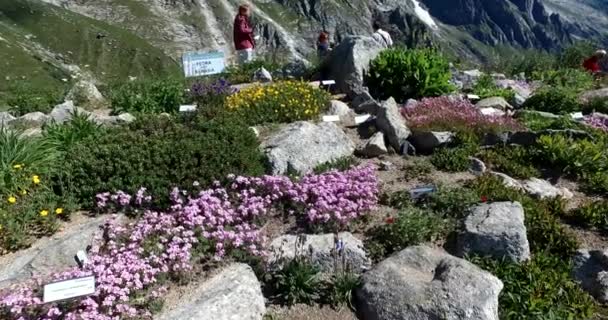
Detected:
left=584, top=113, right=608, bottom=132
left=0, top=165, right=378, bottom=319
left=401, top=96, right=523, bottom=134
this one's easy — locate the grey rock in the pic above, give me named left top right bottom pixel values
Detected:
left=573, top=249, right=608, bottom=303
left=328, top=36, right=384, bottom=97
left=155, top=263, right=265, bottom=320
left=482, top=132, right=509, bottom=146
left=0, top=216, right=115, bottom=289
left=580, top=88, right=608, bottom=104
left=117, top=113, right=136, bottom=123
left=378, top=160, right=395, bottom=171
left=356, top=245, right=502, bottom=320
left=66, top=80, right=105, bottom=105
left=376, top=97, right=411, bottom=153
left=408, top=131, right=455, bottom=154
left=469, top=157, right=487, bottom=175
left=476, top=97, right=513, bottom=110
left=0, top=112, right=15, bottom=126
left=507, top=131, right=538, bottom=146
left=522, top=178, right=573, bottom=199
left=92, top=115, right=119, bottom=125
left=491, top=73, right=507, bottom=80
left=401, top=141, right=417, bottom=156
left=19, top=128, right=43, bottom=138
left=19, top=112, right=50, bottom=125
left=253, top=67, right=273, bottom=83
left=328, top=100, right=354, bottom=118
left=515, top=110, right=560, bottom=119
left=457, top=202, right=530, bottom=263
left=268, top=233, right=370, bottom=273
left=49, top=101, right=90, bottom=124
left=490, top=171, right=523, bottom=190
left=495, top=79, right=535, bottom=107
left=262, top=121, right=355, bottom=175
left=358, top=132, right=388, bottom=158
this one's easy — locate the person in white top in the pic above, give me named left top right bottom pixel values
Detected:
left=372, top=22, right=393, bottom=48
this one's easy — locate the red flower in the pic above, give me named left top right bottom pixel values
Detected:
left=386, top=217, right=395, bottom=224
left=480, top=196, right=488, bottom=203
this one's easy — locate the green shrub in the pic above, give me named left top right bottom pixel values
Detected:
left=478, top=146, right=539, bottom=179
left=225, top=81, right=330, bottom=125
left=516, top=111, right=585, bottom=131
left=379, top=190, right=414, bottom=210
left=366, top=207, right=446, bottom=261
left=324, top=270, right=361, bottom=309
left=221, top=60, right=280, bottom=84
left=267, top=256, right=322, bottom=306
left=568, top=200, right=608, bottom=232
left=500, top=49, right=557, bottom=78
left=558, top=41, right=597, bottom=69
left=470, top=254, right=595, bottom=320
left=583, top=97, right=608, bottom=115
left=313, top=157, right=359, bottom=174
left=426, top=187, right=479, bottom=219
left=431, top=144, right=478, bottom=172
left=110, top=78, right=184, bottom=114
left=522, top=87, right=581, bottom=114
left=403, top=158, right=434, bottom=181
left=366, top=48, right=454, bottom=102
left=44, top=111, right=104, bottom=152
left=6, top=84, right=64, bottom=116
left=472, top=74, right=516, bottom=101
left=532, top=68, right=594, bottom=92
left=61, top=114, right=266, bottom=207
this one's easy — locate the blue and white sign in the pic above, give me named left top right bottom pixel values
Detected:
left=182, top=51, right=225, bottom=77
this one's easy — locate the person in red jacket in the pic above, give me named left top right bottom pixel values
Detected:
left=583, top=50, right=606, bottom=74
left=234, top=4, right=255, bottom=65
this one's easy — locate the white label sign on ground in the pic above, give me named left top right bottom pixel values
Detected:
left=571, top=112, right=584, bottom=120
left=43, top=276, right=95, bottom=303
left=321, top=80, right=336, bottom=86
left=322, top=115, right=340, bottom=122
left=182, top=51, right=225, bottom=77
left=179, top=105, right=197, bottom=112
left=467, top=94, right=480, bottom=100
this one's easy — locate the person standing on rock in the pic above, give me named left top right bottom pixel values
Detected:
left=372, top=22, right=393, bottom=48
left=583, top=50, right=606, bottom=76
left=317, top=31, right=331, bottom=60
left=234, top=4, right=256, bottom=65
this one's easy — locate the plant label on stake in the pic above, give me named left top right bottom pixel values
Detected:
left=43, top=276, right=96, bottom=303
left=322, top=115, right=340, bottom=122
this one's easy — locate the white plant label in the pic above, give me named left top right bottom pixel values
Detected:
left=76, top=250, right=88, bottom=265
left=323, top=115, right=340, bottom=122
left=355, top=114, right=371, bottom=124
left=467, top=94, right=480, bottom=100
left=571, top=112, right=584, bottom=120
left=43, top=276, right=95, bottom=303
left=321, top=80, right=336, bottom=86
left=179, top=105, right=197, bottom=112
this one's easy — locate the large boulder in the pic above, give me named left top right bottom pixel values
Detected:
left=573, top=249, right=608, bottom=303
left=356, top=246, right=503, bottom=320
left=0, top=216, right=115, bottom=289
left=327, top=36, right=383, bottom=98
left=457, top=202, right=530, bottom=263
left=376, top=97, right=411, bottom=153
left=580, top=88, right=608, bottom=104
left=351, top=89, right=381, bottom=115
left=408, top=131, right=455, bottom=154
left=522, top=178, right=573, bottom=199
left=19, top=112, right=51, bottom=125
left=261, top=121, right=355, bottom=175
left=357, top=132, right=388, bottom=158
left=155, top=263, right=265, bottom=320
left=49, top=101, right=89, bottom=123
left=268, top=233, right=371, bottom=273
left=495, top=79, right=536, bottom=107
left=490, top=171, right=523, bottom=190
left=65, top=80, right=106, bottom=105
left=476, top=97, right=513, bottom=111
left=0, top=112, right=15, bottom=126
left=328, top=100, right=354, bottom=118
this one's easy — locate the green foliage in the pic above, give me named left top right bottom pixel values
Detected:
left=110, top=78, right=184, bottom=114
left=479, top=146, right=539, bottom=179
left=583, top=97, right=608, bottom=115
left=532, top=69, right=594, bottom=92
left=496, top=49, right=557, bottom=78
left=225, top=81, right=330, bottom=125
left=470, top=254, right=595, bottom=320
left=558, top=41, right=597, bottom=69
left=567, top=200, right=608, bottom=232
left=44, top=111, right=104, bottom=152
left=470, top=175, right=579, bottom=258
left=472, top=74, right=516, bottom=101
left=313, top=157, right=359, bottom=174
left=403, top=158, right=434, bottom=181
left=324, top=270, right=361, bottom=309
left=366, top=207, right=446, bottom=261
left=522, top=87, right=581, bottom=114
left=431, top=143, right=478, bottom=172
left=61, top=114, right=266, bottom=207
left=366, top=48, right=454, bottom=102
left=220, top=60, right=281, bottom=84
left=426, top=187, right=479, bottom=219
left=516, top=111, right=585, bottom=131
left=267, top=257, right=322, bottom=306
left=6, top=83, right=64, bottom=116
left=379, top=190, right=414, bottom=210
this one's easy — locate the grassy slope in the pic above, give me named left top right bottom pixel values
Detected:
left=0, top=0, right=181, bottom=103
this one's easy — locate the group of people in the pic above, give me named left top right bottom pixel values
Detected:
left=232, top=4, right=393, bottom=64
left=583, top=50, right=608, bottom=77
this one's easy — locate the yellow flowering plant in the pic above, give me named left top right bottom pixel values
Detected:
left=225, top=81, right=330, bottom=125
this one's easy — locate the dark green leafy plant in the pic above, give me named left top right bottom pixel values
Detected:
left=522, top=87, right=581, bottom=114
left=268, top=257, right=322, bottom=306
left=44, top=111, right=104, bottom=152
left=379, top=190, right=414, bottom=210
left=324, top=270, right=361, bottom=309
left=61, top=114, right=265, bottom=207
left=583, top=97, right=608, bottom=115
left=110, top=78, right=184, bottom=114
left=470, top=254, right=595, bottom=320
left=478, top=146, right=539, bottom=179
left=366, top=48, right=454, bottom=102
left=430, top=144, right=478, bottom=172
left=567, top=200, right=608, bottom=233
left=558, top=41, right=597, bottom=69
left=426, top=187, right=479, bottom=219
left=6, top=83, right=64, bottom=116
left=515, top=111, right=585, bottom=131
left=472, top=74, right=516, bottom=101
left=366, top=207, right=446, bottom=261
left=221, top=60, right=281, bottom=84
left=403, top=158, right=434, bottom=181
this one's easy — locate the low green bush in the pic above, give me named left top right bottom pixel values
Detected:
left=431, top=144, right=478, bottom=172
left=558, top=41, right=597, bottom=69
left=403, top=158, right=434, bottom=181
left=472, top=74, right=516, bottom=101
left=567, top=200, right=608, bottom=232
left=61, top=114, right=266, bottom=207
left=532, top=68, right=594, bottom=92
left=366, top=207, right=446, bottom=261
left=425, top=187, right=479, bottom=219
left=478, top=146, right=539, bottom=179
left=44, top=111, right=104, bottom=152
left=522, top=87, right=581, bottom=114
left=6, top=84, right=64, bottom=116
left=323, top=270, right=361, bottom=309
left=516, top=111, right=585, bottom=131
left=266, top=256, right=321, bottom=306
left=470, top=254, right=595, bottom=320
left=110, top=78, right=184, bottom=114
left=583, top=97, right=608, bottom=115
left=366, top=48, right=454, bottom=102
left=221, top=60, right=281, bottom=84
left=313, top=157, right=359, bottom=174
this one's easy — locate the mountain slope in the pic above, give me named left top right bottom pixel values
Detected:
left=0, top=0, right=180, bottom=102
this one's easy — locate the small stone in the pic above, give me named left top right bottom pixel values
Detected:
left=253, top=67, right=273, bottom=83
left=408, top=131, right=455, bottom=154
left=19, top=128, right=43, bottom=138
left=477, top=97, right=513, bottom=111
left=328, top=100, right=353, bottom=118
left=378, top=160, right=395, bottom=171
left=490, top=171, right=523, bottom=190
left=376, top=97, right=411, bottom=153
left=19, top=112, right=50, bottom=125
left=358, top=132, right=388, bottom=158
left=117, top=113, right=136, bottom=123
left=470, top=157, right=487, bottom=175
left=522, top=178, right=573, bottom=200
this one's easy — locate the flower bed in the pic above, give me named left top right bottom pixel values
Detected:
left=401, top=96, right=522, bottom=134
left=584, top=113, right=608, bottom=132
left=0, top=165, right=378, bottom=319
left=225, top=81, right=330, bottom=125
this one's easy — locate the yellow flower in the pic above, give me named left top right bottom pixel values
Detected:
left=13, top=164, right=23, bottom=170
left=55, top=208, right=63, bottom=215
left=32, top=175, right=40, bottom=185
left=7, top=196, right=16, bottom=204
left=40, top=210, right=49, bottom=217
